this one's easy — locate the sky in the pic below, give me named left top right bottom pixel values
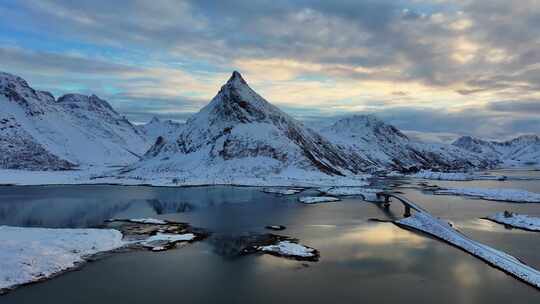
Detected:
left=1, top=0, right=539, bottom=142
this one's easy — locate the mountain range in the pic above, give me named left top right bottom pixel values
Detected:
left=1, top=70, right=535, bottom=181
left=453, top=135, right=540, bottom=166
left=0, top=72, right=150, bottom=170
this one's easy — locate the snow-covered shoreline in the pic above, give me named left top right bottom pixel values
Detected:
left=434, top=187, right=540, bottom=203
left=0, top=226, right=125, bottom=292
left=485, top=212, right=540, bottom=231
left=0, top=168, right=372, bottom=188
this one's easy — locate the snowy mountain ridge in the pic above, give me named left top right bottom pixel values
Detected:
left=320, top=114, right=494, bottom=172
left=1, top=70, right=504, bottom=180
left=137, top=116, right=185, bottom=143
left=0, top=71, right=150, bottom=170
left=453, top=135, right=540, bottom=166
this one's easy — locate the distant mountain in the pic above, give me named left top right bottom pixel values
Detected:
left=0, top=71, right=150, bottom=170
left=453, top=135, right=540, bottom=166
left=320, top=115, right=494, bottom=172
left=137, top=116, right=185, bottom=143
left=128, top=71, right=374, bottom=181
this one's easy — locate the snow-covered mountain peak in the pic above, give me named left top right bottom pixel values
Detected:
left=149, top=116, right=161, bottom=124
left=0, top=71, right=30, bottom=89
left=57, top=93, right=118, bottom=115
left=226, top=70, right=248, bottom=87
left=195, top=70, right=282, bottom=125
left=0, top=72, right=54, bottom=115
left=323, top=114, right=409, bottom=143
left=131, top=71, right=373, bottom=179
left=452, top=136, right=490, bottom=153
left=508, top=134, right=540, bottom=145
left=0, top=70, right=151, bottom=168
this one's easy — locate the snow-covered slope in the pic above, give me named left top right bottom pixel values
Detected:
left=0, top=71, right=150, bottom=169
left=320, top=115, right=493, bottom=172
left=137, top=116, right=185, bottom=144
left=127, top=71, right=373, bottom=181
left=453, top=135, right=540, bottom=166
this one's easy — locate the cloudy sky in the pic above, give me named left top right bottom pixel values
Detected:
left=1, top=0, right=539, bottom=142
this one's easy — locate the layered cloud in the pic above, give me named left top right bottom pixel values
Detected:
left=0, top=0, right=538, bottom=138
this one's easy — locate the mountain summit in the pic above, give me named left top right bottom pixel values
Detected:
left=130, top=71, right=373, bottom=181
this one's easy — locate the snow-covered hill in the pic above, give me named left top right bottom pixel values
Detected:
left=126, top=71, right=374, bottom=182
left=0, top=71, right=150, bottom=169
left=137, top=116, right=185, bottom=143
left=453, top=135, right=540, bottom=166
left=320, top=115, right=494, bottom=172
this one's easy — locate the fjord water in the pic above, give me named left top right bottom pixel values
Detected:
left=1, top=171, right=540, bottom=303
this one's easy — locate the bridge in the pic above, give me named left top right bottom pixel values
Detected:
left=375, top=191, right=540, bottom=290
left=376, top=192, right=428, bottom=217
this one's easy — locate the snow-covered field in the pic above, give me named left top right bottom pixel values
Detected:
left=0, top=226, right=124, bottom=292
left=298, top=196, right=340, bottom=204
left=396, top=212, right=540, bottom=288
left=434, top=187, right=540, bottom=203
left=486, top=212, right=540, bottom=231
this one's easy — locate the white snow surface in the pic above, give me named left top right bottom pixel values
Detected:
left=258, top=241, right=316, bottom=258
left=137, top=116, right=185, bottom=143
left=0, top=226, right=124, bottom=291
left=318, top=187, right=383, bottom=202
left=0, top=72, right=150, bottom=168
left=487, top=212, right=540, bottom=231
left=396, top=212, right=540, bottom=288
left=298, top=196, right=340, bottom=204
left=435, top=187, right=540, bottom=203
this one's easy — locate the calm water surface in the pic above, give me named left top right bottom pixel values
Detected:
left=1, top=170, right=539, bottom=303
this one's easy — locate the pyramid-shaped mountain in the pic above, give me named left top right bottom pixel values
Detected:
left=133, top=71, right=374, bottom=180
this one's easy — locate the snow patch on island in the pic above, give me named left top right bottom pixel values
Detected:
left=0, top=226, right=124, bottom=292
left=261, top=188, right=303, bottom=195
left=140, top=233, right=196, bottom=251
left=258, top=241, right=318, bottom=259
left=435, top=187, right=540, bottom=203
left=298, top=196, right=340, bottom=204
left=486, top=212, right=540, bottom=231
left=108, top=218, right=168, bottom=225
left=318, top=187, right=383, bottom=202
